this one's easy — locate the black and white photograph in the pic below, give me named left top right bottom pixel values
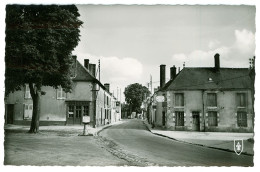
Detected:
left=1, top=0, right=258, bottom=168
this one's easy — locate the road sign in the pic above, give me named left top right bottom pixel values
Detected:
left=156, top=96, right=165, bottom=102
left=82, top=116, right=90, bottom=123
left=234, top=139, right=243, bottom=155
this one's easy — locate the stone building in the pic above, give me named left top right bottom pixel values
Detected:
left=4, top=56, right=121, bottom=127
left=152, top=54, right=254, bottom=132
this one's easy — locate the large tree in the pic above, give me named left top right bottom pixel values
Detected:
left=5, top=5, right=83, bottom=133
left=124, top=83, right=150, bottom=113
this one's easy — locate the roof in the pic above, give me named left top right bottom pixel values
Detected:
left=72, top=60, right=106, bottom=90
left=162, top=67, right=253, bottom=91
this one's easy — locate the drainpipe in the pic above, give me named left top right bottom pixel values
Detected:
left=202, top=90, right=205, bottom=132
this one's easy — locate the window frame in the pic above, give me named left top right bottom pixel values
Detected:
left=237, top=93, right=246, bottom=108
left=57, top=87, right=66, bottom=100
left=24, top=84, right=32, bottom=99
left=175, top=93, right=184, bottom=107
left=237, top=111, right=247, bottom=127
left=24, top=104, right=33, bottom=120
left=207, top=93, right=217, bottom=107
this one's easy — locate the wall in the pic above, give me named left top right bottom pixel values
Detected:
left=165, top=90, right=253, bottom=132
left=5, top=81, right=94, bottom=125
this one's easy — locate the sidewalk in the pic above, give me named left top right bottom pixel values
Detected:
left=4, top=120, right=126, bottom=136
left=143, top=120, right=254, bottom=155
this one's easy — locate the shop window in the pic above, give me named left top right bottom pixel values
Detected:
left=68, top=105, right=74, bottom=118
left=75, top=106, right=81, bottom=118
left=83, top=106, right=89, bottom=116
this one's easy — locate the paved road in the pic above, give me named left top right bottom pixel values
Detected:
left=100, top=119, right=254, bottom=166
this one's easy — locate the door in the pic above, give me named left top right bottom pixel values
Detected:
left=162, top=111, right=166, bottom=126
left=6, top=104, right=14, bottom=124
left=67, top=105, right=82, bottom=125
left=192, top=112, right=200, bottom=131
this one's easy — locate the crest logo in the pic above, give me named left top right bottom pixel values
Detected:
left=234, top=139, right=243, bottom=155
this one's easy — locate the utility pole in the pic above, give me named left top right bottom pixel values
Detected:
left=150, top=74, right=152, bottom=95
left=117, top=87, right=119, bottom=100
left=120, top=88, right=121, bottom=102
left=98, top=59, right=100, bottom=81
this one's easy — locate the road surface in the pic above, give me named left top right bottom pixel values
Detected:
left=100, top=119, right=253, bottom=166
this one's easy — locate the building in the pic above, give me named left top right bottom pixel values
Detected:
left=152, top=54, right=254, bottom=132
left=4, top=56, right=121, bottom=127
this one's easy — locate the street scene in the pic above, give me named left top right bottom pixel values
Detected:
left=3, top=3, right=256, bottom=167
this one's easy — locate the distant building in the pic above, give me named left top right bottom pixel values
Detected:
left=151, top=54, right=254, bottom=132
left=4, top=56, right=121, bottom=127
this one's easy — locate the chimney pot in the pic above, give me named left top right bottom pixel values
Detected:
left=160, top=64, right=166, bottom=88
left=214, top=53, right=220, bottom=69
left=84, top=59, right=89, bottom=69
left=104, top=83, right=110, bottom=92
left=89, top=64, right=96, bottom=77
left=170, top=65, right=177, bottom=80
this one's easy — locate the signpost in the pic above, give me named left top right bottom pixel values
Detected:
left=156, top=96, right=165, bottom=102
left=81, top=116, right=91, bottom=136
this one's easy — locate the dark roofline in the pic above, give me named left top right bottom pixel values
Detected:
left=74, top=60, right=111, bottom=93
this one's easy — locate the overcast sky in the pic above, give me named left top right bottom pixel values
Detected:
left=73, top=5, right=255, bottom=102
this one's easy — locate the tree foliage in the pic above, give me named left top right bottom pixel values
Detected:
left=124, top=83, right=150, bottom=113
left=5, top=5, right=83, bottom=132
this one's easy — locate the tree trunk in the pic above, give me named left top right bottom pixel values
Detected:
left=28, top=83, right=41, bottom=133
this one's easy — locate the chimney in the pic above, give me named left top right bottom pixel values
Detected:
left=104, top=83, right=110, bottom=92
left=170, top=65, right=177, bottom=80
left=214, top=53, right=220, bottom=70
left=160, top=64, right=166, bottom=88
left=89, top=64, right=96, bottom=77
left=84, top=59, right=89, bottom=69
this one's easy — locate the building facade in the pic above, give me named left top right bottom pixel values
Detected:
left=4, top=56, right=121, bottom=127
left=152, top=54, right=254, bottom=132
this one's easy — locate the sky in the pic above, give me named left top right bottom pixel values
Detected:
left=73, top=5, right=256, bottom=102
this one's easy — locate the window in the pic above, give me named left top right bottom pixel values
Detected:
left=207, top=93, right=217, bottom=107
left=24, top=104, right=33, bottom=119
left=24, top=84, right=31, bottom=99
left=75, top=106, right=81, bottom=118
left=237, top=93, right=246, bottom=107
left=83, top=106, right=89, bottom=116
left=175, top=93, right=184, bottom=107
left=208, top=111, right=218, bottom=126
left=175, top=111, right=184, bottom=126
left=57, top=87, right=66, bottom=99
left=68, top=105, right=74, bottom=118
left=237, top=112, right=247, bottom=127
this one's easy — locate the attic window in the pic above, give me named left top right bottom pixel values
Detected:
left=208, top=78, right=213, bottom=82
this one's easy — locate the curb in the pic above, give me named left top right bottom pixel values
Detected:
left=142, top=121, right=253, bottom=156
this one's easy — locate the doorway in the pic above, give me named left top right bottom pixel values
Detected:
left=192, top=111, right=200, bottom=131
left=162, top=111, right=166, bottom=126
left=5, top=104, right=14, bottom=124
